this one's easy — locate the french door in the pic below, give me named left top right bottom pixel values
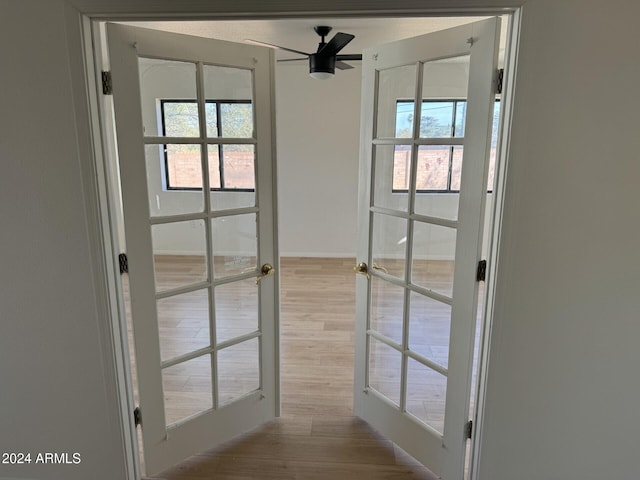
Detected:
left=107, top=24, right=279, bottom=475
left=353, top=18, right=500, bottom=479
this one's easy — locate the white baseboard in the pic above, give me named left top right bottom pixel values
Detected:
left=152, top=250, right=454, bottom=261
left=278, top=251, right=356, bottom=258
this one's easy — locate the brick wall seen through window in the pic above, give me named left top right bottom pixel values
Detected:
left=161, top=100, right=255, bottom=191
left=392, top=99, right=500, bottom=192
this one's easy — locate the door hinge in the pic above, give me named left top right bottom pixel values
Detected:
left=119, top=253, right=128, bottom=274
left=102, top=71, right=113, bottom=95
left=465, top=420, right=473, bottom=439
left=133, top=407, right=142, bottom=428
left=476, top=260, right=487, bottom=282
left=495, top=68, right=504, bottom=95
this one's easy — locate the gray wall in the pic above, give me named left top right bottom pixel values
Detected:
left=1, top=1, right=639, bottom=480
left=477, top=1, right=640, bottom=479
left=0, top=1, right=128, bottom=480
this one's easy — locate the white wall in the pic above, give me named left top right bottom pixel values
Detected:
left=2, top=1, right=639, bottom=480
left=0, top=2, right=128, bottom=480
left=477, top=1, right=640, bottom=479
left=275, top=62, right=362, bottom=257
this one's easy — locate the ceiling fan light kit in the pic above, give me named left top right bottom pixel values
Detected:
left=309, top=52, right=336, bottom=79
left=247, top=25, right=363, bottom=80
left=309, top=71, right=334, bottom=80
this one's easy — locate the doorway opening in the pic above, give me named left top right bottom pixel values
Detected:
left=95, top=13, right=515, bottom=480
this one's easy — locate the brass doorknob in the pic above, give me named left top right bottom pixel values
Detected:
left=256, top=263, right=275, bottom=284
left=353, top=262, right=370, bottom=280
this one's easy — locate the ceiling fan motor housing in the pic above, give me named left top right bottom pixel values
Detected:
left=309, top=53, right=336, bottom=75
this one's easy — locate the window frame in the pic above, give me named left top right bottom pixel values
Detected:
left=392, top=98, right=499, bottom=194
left=160, top=98, right=255, bottom=192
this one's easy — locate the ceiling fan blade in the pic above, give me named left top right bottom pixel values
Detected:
left=336, top=54, right=363, bottom=61
left=317, top=32, right=355, bottom=56
left=335, top=61, right=354, bottom=70
left=277, top=58, right=308, bottom=63
left=245, top=39, right=310, bottom=57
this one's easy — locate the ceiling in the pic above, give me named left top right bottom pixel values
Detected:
left=123, top=16, right=506, bottom=63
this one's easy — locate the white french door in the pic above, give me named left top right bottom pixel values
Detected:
left=353, top=18, right=500, bottom=479
left=107, top=24, right=279, bottom=475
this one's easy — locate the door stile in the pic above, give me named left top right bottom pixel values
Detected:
left=107, top=26, right=169, bottom=445
left=354, top=52, right=375, bottom=399
left=253, top=49, right=279, bottom=415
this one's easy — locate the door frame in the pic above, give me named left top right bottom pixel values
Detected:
left=77, top=6, right=521, bottom=480
left=468, top=9, right=521, bottom=477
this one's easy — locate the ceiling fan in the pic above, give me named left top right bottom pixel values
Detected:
left=247, top=26, right=362, bottom=79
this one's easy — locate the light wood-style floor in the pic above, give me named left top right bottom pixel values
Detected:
left=127, top=257, right=444, bottom=479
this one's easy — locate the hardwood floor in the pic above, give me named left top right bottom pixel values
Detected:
left=126, top=257, right=449, bottom=479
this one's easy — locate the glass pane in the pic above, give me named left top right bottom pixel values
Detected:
left=368, top=336, right=401, bottom=406
left=221, top=103, right=253, bottom=138
left=222, top=145, right=255, bottom=190
left=207, top=144, right=222, bottom=189
left=162, top=354, right=212, bottom=426
left=370, top=277, right=405, bottom=344
left=138, top=58, right=198, bottom=137
left=215, top=279, right=259, bottom=344
left=203, top=66, right=254, bottom=138
left=470, top=277, right=487, bottom=421
left=413, top=145, right=461, bottom=220
left=165, top=144, right=203, bottom=190
left=376, top=64, right=417, bottom=139
left=209, top=145, right=256, bottom=211
left=421, top=55, right=469, bottom=114
left=211, top=213, right=257, bottom=279
left=217, top=338, right=260, bottom=406
left=374, top=145, right=409, bottom=212
left=411, top=221, right=456, bottom=298
left=409, top=292, right=451, bottom=369
left=419, top=101, right=454, bottom=138
left=392, top=145, right=412, bottom=192
left=396, top=100, right=468, bottom=139
left=488, top=100, right=501, bottom=191
left=395, top=100, right=415, bottom=138
left=406, top=358, right=447, bottom=434
left=205, top=102, right=218, bottom=138
left=450, top=146, right=464, bottom=191
left=151, top=220, right=207, bottom=292
left=454, top=101, right=467, bottom=137
left=157, top=289, right=210, bottom=362
left=161, top=102, right=199, bottom=137
left=416, top=145, right=452, bottom=191
left=145, top=144, right=204, bottom=217
left=371, top=213, right=407, bottom=280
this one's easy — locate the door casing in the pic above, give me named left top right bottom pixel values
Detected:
left=79, top=7, right=520, bottom=480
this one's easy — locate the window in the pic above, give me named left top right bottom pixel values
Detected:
left=160, top=100, right=255, bottom=191
left=393, top=99, right=500, bottom=193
